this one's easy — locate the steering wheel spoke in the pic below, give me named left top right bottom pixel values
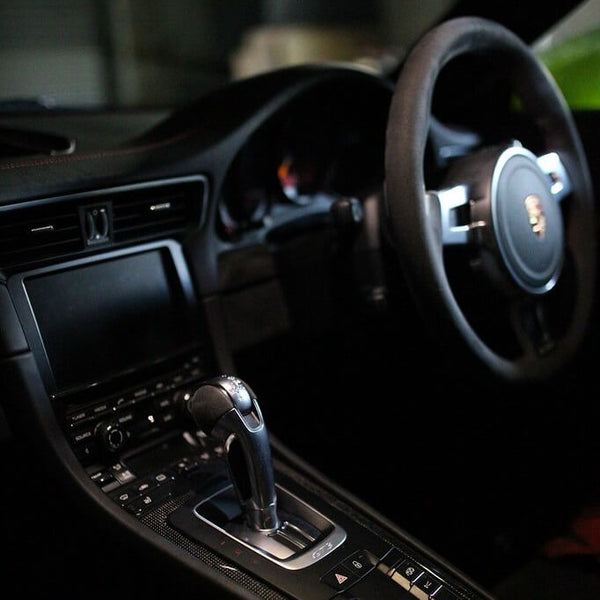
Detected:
left=536, top=151, right=572, bottom=202
left=429, top=185, right=471, bottom=246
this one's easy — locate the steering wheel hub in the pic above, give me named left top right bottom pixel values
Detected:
left=491, top=146, right=564, bottom=294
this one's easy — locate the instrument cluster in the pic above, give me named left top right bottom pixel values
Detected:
left=218, top=87, right=389, bottom=240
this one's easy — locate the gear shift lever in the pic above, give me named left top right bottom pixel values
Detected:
left=171, top=374, right=347, bottom=569
left=182, top=375, right=280, bottom=533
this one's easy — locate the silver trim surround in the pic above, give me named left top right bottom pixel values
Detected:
left=431, top=185, right=470, bottom=245
left=536, top=152, right=572, bottom=201
left=193, top=483, right=347, bottom=571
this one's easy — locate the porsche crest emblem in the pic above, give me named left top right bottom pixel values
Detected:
left=524, top=194, right=546, bottom=238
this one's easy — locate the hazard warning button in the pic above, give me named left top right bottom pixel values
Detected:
left=321, top=564, right=358, bottom=591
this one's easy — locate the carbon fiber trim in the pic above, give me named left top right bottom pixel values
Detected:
left=141, top=491, right=290, bottom=600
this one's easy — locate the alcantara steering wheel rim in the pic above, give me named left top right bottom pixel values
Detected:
left=384, top=17, right=597, bottom=382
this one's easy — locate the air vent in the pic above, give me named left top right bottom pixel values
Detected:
left=0, top=202, right=82, bottom=269
left=112, top=178, right=205, bottom=244
left=0, top=176, right=206, bottom=271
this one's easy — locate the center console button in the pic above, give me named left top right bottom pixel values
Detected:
left=116, top=411, right=135, bottom=425
left=175, top=456, right=202, bottom=476
left=110, top=464, right=135, bottom=484
left=390, top=559, right=425, bottom=590
left=153, top=470, right=174, bottom=485
left=91, top=401, right=111, bottom=416
left=132, top=386, right=150, bottom=401
left=89, top=468, right=120, bottom=492
left=411, top=572, right=443, bottom=600
left=341, top=549, right=376, bottom=578
left=321, top=564, right=358, bottom=592
left=133, top=477, right=159, bottom=494
left=110, top=488, right=141, bottom=507
left=70, top=426, right=95, bottom=445
left=431, top=587, right=459, bottom=600
left=155, top=396, right=172, bottom=411
left=90, top=469, right=115, bottom=487
left=152, top=380, right=168, bottom=394
left=66, top=408, right=91, bottom=426
left=114, top=395, right=131, bottom=410
left=336, top=566, right=414, bottom=599
left=378, top=546, right=405, bottom=574
left=125, top=484, right=172, bottom=517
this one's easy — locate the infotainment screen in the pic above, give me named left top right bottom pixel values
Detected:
left=20, top=245, right=201, bottom=396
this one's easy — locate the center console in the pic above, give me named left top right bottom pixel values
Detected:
left=4, top=238, right=495, bottom=600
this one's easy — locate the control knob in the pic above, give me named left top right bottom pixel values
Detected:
left=95, top=421, right=128, bottom=453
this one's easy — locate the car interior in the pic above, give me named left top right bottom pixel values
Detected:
left=0, top=1, right=598, bottom=598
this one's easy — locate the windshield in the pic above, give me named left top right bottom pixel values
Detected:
left=0, top=0, right=595, bottom=112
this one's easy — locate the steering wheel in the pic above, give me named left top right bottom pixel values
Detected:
left=384, top=17, right=597, bottom=382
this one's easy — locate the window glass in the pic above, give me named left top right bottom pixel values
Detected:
left=535, top=0, right=600, bottom=108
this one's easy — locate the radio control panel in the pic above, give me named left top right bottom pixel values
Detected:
left=62, top=352, right=211, bottom=466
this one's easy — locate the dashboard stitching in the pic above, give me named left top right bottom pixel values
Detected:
left=0, top=129, right=199, bottom=171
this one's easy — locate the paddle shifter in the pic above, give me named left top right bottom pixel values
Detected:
left=182, top=375, right=280, bottom=533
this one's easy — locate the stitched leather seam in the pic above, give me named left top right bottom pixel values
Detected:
left=0, top=130, right=195, bottom=171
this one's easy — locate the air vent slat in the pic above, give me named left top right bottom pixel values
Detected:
left=115, top=191, right=186, bottom=209
left=0, top=214, right=77, bottom=233
left=113, top=209, right=188, bottom=224
left=0, top=224, right=80, bottom=246
left=0, top=204, right=81, bottom=269
left=0, top=239, right=83, bottom=264
left=0, top=232, right=81, bottom=253
left=111, top=180, right=204, bottom=244
left=113, top=217, right=187, bottom=232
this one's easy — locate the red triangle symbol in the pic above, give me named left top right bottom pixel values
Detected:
left=335, top=573, right=348, bottom=584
